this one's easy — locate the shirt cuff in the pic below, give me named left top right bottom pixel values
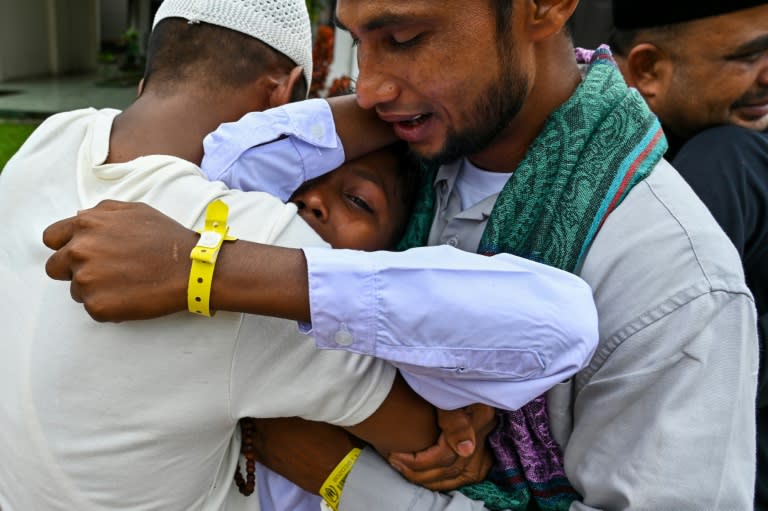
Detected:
left=302, top=246, right=379, bottom=356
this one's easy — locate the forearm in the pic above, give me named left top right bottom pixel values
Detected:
left=250, top=417, right=361, bottom=493
left=326, top=94, right=396, bottom=161
left=202, top=96, right=394, bottom=200
left=344, top=373, right=439, bottom=456
left=304, top=244, right=598, bottom=410
left=212, top=240, right=311, bottom=322
left=251, top=375, right=439, bottom=494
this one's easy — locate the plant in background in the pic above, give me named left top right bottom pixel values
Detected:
left=310, top=25, right=335, bottom=97
left=306, top=0, right=332, bottom=28
left=327, top=75, right=354, bottom=97
left=306, top=0, right=354, bottom=98
left=117, top=27, right=142, bottom=71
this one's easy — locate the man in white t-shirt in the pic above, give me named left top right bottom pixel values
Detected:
left=0, top=2, right=398, bottom=509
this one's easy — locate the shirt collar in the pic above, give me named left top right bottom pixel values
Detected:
left=433, top=158, right=498, bottom=221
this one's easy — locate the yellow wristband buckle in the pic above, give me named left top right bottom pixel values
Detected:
left=188, top=199, right=237, bottom=317
left=319, top=447, right=362, bottom=511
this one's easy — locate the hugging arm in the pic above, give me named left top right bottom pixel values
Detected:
left=247, top=408, right=495, bottom=511
left=201, top=95, right=396, bottom=200
left=44, top=202, right=597, bottom=411
left=45, top=97, right=597, bottom=408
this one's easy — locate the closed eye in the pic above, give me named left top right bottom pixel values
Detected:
left=728, top=49, right=766, bottom=63
left=725, top=35, right=768, bottom=63
left=346, top=194, right=374, bottom=213
left=390, top=32, right=422, bottom=49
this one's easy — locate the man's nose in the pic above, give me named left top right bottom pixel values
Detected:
left=758, top=58, right=768, bottom=86
left=355, top=54, right=399, bottom=110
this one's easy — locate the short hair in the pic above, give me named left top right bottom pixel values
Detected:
left=142, top=18, right=307, bottom=99
left=609, top=24, right=685, bottom=58
left=608, top=29, right=638, bottom=57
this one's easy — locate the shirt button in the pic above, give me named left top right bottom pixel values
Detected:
left=334, top=328, right=354, bottom=346
left=310, top=123, right=325, bottom=140
left=446, top=237, right=459, bottom=247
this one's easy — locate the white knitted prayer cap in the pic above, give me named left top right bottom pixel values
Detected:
left=153, top=0, right=313, bottom=93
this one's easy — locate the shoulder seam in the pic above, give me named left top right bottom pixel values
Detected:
left=576, top=284, right=754, bottom=389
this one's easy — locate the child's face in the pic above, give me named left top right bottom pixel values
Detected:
left=289, top=148, right=407, bottom=251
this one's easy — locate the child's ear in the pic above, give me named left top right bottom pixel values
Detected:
left=269, top=66, right=305, bottom=108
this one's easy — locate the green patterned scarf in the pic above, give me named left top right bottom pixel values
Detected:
left=398, top=46, right=667, bottom=510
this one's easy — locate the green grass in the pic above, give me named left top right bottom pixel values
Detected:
left=0, top=121, right=37, bottom=171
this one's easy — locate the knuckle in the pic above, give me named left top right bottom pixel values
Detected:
left=448, top=465, right=464, bottom=478
left=73, top=212, right=93, bottom=228
left=438, top=413, right=470, bottom=432
left=97, top=199, right=120, bottom=209
left=71, top=266, right=96, bottom=287
left=67, top=240, right=94, bottom=262
left=439, top=451, right=458, bottom=466
left=84, top=300, right=111, bottom=323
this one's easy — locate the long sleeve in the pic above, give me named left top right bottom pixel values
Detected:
left=672, top=125, right=767, bottom=362
left=303, top=245, right=598, bottom=411
left=565, top=291, right=757, bottom=510
left=562, top=161, right=759, bottom=510
left=672, top=125, right=768, bottom=509
left=201, top=98, right=345, bottom=201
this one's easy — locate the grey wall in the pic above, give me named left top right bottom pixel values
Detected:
left=0, top=0, right=99, bottom=82
left=50, top=0, right=100, bottom=74
left=101, top=0, right=128, bottom=43
left=0, top=0, right=51, bottom=81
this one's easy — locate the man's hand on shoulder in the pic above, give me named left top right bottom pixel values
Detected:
left=43, top=200, right=195, bottom=322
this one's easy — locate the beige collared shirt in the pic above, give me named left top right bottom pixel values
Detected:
left=343, top=158, right=759, bottom=511
left=427, top=160, right=502, bottom=252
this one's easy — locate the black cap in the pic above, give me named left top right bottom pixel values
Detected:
left=612, top=1, right=768, bottom=30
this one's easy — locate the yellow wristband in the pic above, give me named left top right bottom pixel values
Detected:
left=188, top=200, right=237, bottom=317
left=319, top=447, right=362, bottom=511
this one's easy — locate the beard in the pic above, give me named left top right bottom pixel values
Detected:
left=420, top=54, right=530, bottom=166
